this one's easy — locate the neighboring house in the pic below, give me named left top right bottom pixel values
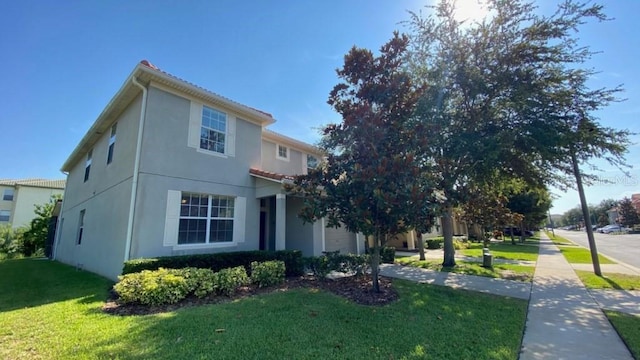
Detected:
left=53, top=60, right=361, bottom=280
left=0, top=179, right=65, bottom=228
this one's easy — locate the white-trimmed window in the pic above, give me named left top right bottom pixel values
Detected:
left=276, top=144, right=289, bottom=161
left=107, top=123, right=117, bottom=164
left=307, top=154, right=319, bottom=171
left=200, top=106, right=227, bottom=154
left=178, top=193, right=235, bottom=244
left=84, top=150, right=92, bottom=182
left=0, top=210, right=10, bottom=222
left=2, top=189, right=14, bottom=201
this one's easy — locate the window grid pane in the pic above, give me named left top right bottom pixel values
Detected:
left=178, top=193, right=234, bottom=244
left=200, top=106, right=226, bottom=154
left=2, top=189, right=14, bottom=201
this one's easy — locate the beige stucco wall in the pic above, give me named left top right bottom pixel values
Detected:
left=11, top=186, right=64, bottom=228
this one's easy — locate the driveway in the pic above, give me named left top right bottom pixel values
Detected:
left=553, top=229, right=640, bottom=269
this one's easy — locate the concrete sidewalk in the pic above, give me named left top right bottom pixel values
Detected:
left=519, top=235, right=633, bottom=360
left=384, top=234, right=638, bottom=359
left=379, top=263, right=532, bottom=300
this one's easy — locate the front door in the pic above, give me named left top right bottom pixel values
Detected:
left=259, top=211, right=267, bottom=250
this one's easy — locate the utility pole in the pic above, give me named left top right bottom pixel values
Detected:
left=571, top=150, right=601, bottom=276
left=548, top=210, right=555, bottom=237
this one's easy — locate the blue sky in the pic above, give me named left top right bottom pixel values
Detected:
left=1, top=0, right=638, bottom=215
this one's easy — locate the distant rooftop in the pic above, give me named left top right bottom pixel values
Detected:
left=0, top=178, right=66, bottom=189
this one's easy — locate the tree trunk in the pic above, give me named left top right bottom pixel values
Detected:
left=371, top=230, right=381, bottom=292
left=442, top=204, right=456, bottom=267
left=519, top=221, right=525, bottom=243
left=510, top=226, right=516, bottom=245
left=416, top=231, right=425, bottom=261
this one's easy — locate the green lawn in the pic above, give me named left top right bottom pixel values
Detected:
left=462, top=243, right=539, bottom=262
left=558, top=246, right=616, bottom=264
left=543, top=231, right=576, bottom=246
left=605, top=311, right=640, bottom=359
left=574, top=270, right=640, bottom=290
left=0, top=259, right=528, bottom=360
left=396, top=257, right=535, bottom=282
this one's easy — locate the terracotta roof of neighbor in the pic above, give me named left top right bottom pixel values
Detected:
left=139, top=60, right=273, bottom=118
left=0, top=178, right=66, bottom=189
left=249, top=168, right=295, bottom=182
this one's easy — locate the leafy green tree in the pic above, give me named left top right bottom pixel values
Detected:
left=506, top=183, right=552, bottom=242
left=22, top=195, right=61, bottom=257
left=0, top=224, right=27, bottom=258
left=457, top=179, right=515, bottom=245
left=288, top=33, right=436, bottom=292
left=406, top=0, right=633, bottom=267
left=618, top=197, right=640, bottom=227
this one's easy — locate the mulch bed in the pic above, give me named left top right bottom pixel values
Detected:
left=102, top=275, right=398, bottom=316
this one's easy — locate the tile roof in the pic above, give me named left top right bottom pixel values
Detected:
left=139, top=60, right=273, bottom=118
left=0, top=178, right=66, bottom=189
left=249, top=168, right=295, bottom=182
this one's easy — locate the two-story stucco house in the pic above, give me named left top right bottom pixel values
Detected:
left=53, top=61, right=362, bottom=280
left=0, top=179, right=65, bottom=228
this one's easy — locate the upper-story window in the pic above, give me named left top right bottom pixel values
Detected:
left=307, top=155, right=319, bottom=171
left=276, top=144, right=289, bottom=161
left=107, top=123, right=117, bottom=164
left=200, top=106, right=227, bottom=154
left=2, top=189, right=14, bottom=201
left=84, top=150, right=92, bottom=182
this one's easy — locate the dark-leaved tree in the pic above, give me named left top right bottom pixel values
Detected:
left=618, top=197, right=640, bottom=228
left=287, top=33, right=436, bottom=292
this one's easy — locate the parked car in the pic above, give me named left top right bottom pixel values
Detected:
left=503, top=228, right=534, bottom=237
left=598, top=225, right=626, bottom=234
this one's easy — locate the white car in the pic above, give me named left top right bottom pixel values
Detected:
left=599, top=225, right=624, bottom=234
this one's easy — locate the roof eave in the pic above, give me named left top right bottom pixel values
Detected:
left=62, top=63, right=277, bottom=172
left=262, top=130, right=323, bottom=156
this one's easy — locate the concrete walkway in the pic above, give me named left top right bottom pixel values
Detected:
left=520, top=235, right=633, bottom=360
left=383, top=233, right=638, bottom=359
left=379, top=263, right=532, bottom=300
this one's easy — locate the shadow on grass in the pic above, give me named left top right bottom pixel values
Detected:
left=0, top=259, right=113, bottom=312
left=602, top=276, right=624, bottom=290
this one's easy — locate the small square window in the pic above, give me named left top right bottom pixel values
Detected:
left=2, top=189, right=14, bottom=201
left=277, top=144, right=289, bottom=160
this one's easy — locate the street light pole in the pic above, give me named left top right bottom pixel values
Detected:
left=571, top=150, right=602, bottom=276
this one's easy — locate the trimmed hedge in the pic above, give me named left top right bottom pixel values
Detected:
left=426, top=239, right=443, bottom=249
left=114, top=266, right=251, bottom=305
left=251, top=260, right=285, bottom=287
left=304, top=252, right=371, bottom=279
left=123, top=250, right=303, bottom=277
left=368, top=246, right=396, bottom=263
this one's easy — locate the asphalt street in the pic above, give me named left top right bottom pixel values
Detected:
left=553, top=229, right=640, bottom=269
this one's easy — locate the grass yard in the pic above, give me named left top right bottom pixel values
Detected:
left=462, top=242, right=539, bottom=262
left=0, top=259, right=528, bottom=360
left=558, top=246, right=615, bottom=264
left=396, top=257, right=535, bottom=282
left=605, top=311, right=640, bottom=359
left=543, top=231, right=576, bottom=246
left=574, top=270, right=640, bottom=290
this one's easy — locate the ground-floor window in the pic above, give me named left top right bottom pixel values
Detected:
left=178, top=192, right=234, bottom=244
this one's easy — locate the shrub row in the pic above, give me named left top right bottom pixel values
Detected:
left=368, top=246, right=396, bottom=263
left=114, top=261, right=286, bottom=306
left=424, top=238, right=469, bottom=250
left=122, top=250, right=303, bottom=277
left=305, top=252, right=371, bottom=279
